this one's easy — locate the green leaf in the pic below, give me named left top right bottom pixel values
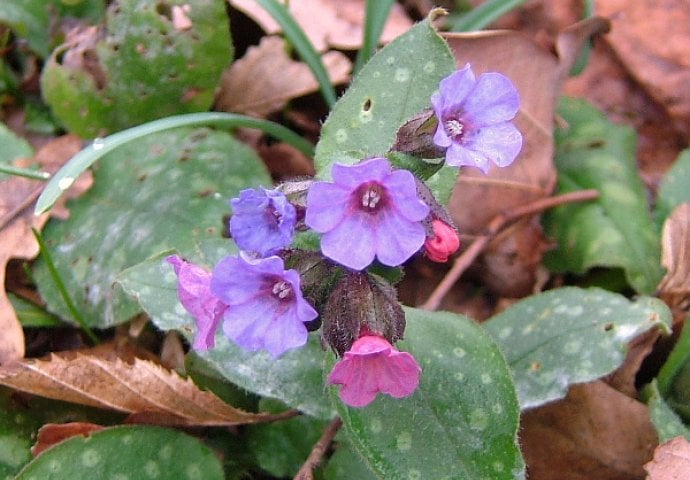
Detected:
left=643, top=380, right=690, bottom=443
left=33, top=128, right=269, bottom=328
left=450, top=0, right=529, bottom=32
left=656, top=148, right=690, bottom=228
left=0, top=122, right=33, bottom=181
left=41, top=0, right=231, bottom=137
left=324, top=441, right=378, bottom=480
left=117, top=250, right=334, bottom=419
left=246, top=399, right=329, bottom=478
left=334, top=307, right=524, bottom=480
left=484, top=287, right=672, bottom=409
left=543, top=97, right=664, bottom=294
left=8, top=294, right=62, bottom=328
left=657, top=314, right=690, bottom=396
left=14, top=425, right=224, bottom=480
left=314, top=18, right=455, bottom=177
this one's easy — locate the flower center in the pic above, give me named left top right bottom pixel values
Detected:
left=272, top=280, right=293, bottom=300
left=356, top=183, right=386, bottom=212
left=444, top=119, right=464, bottom=140
left=266, top=204, right=284, bottom=226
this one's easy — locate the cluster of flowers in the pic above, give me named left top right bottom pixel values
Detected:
left=168, top=64, right=522, bottom=407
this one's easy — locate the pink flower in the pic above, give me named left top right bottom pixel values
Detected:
left=425, top=219, right=460, bottom=263
left=166, top=255, right=227, bottom=351
left=328, top=335, right=421, bottom=407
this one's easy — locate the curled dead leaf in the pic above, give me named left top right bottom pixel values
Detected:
left=215, top=36, right=351, bottom=117
left=0, top=352, right=279, bottom=427
left=658, top=203, right=690, bottom=312
left=644, top=436, right=690, bottom=480
left=32, top=422, right=105, bottom=456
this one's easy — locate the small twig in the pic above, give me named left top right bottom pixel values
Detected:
left=420, top=189, right=599, bottom=311
left=293, top=417, right=343, bottom=480
left=258, top=408, right=302, bottom=423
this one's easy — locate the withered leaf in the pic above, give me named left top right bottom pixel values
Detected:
left=0, top=353, right=277, bottom=426
left=215, top=36, right=351, bottom=117
left=229, top=0, right=411, bottom=52
left=658, top=203, right=690, bottom=312
left=31, top=422, right=105, bottom=456
left=521, top=381, right=658, bottom=480
left=0, top=135, right=87, bottom=365
left=644, top=436, right=690, bottom=480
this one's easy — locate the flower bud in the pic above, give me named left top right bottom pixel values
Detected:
left=425, top=219, right=460, bottom=263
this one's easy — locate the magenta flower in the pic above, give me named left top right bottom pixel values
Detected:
left=210, top=254, right=317, bottom=357
left=431, top=64, right=522, bottom=174
left=424, top=219, right=460, bottom=263
left=305, top=158, right=430, bottom=270
left=229, top=187, right=297, bottom=257
left=166, top=255, right=227, bottom=351
left=328, top=335, right=421, bottom=407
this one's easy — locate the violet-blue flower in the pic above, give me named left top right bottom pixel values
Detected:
left=210, top=253, right=317, bottom=357
left=431, top=64, right=522, bottom=174
left=229, top=187, right=296, bottom=257
left=305, top=158, right=430, bottom=271
left=166, top=255, right=227, bottom=351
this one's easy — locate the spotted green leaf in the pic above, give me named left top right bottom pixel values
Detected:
left=41, top=0, right=231, bottom=137
left=333, top=307, right=524, bottom=480
left=116, top=251, right=333, bottom=419
left=643, top=380, right=690, bottom=444
left=484, top=287, right=671, bottom=409
left=543, top=97, right=664, bottom=294
left=314, top=18, right=455, bottom=177
left=656, top=148, right=690, bottom=228
left=14, top=425, right=223, bottom=480
left=33, top=128, right=269, bottom=328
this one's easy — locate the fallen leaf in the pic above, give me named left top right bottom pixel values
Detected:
left=658, top=203, right=690, bottom=312
left=442, top=18, right=609, bottom=296
left=521, top=381, right=658, bottom=480
left=215, top=36, right=351, bottom=117
left=229, top=0, right=412, bottom=52
left=0, top=352, right=278, bottom=426
left=0, top=135, right=87, bottom=365
left=597, top=0, right=690, bottom=138
left=644, top=436, right=690, bottom=480
left=31, top=422, right=105, bottom=456
left=606, top=328, right=664, bottom=398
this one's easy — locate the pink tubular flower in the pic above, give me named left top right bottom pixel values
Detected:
left=328, top=335, right=421, bottom=408
left=431, top=64, right=522, bottom=174
left=166, top=255, right=227, bottom=351
left=425, top=219, right=460, bottom=263
left=305, top=158, right=430, bottom=271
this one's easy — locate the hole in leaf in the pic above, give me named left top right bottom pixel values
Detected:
left=603, top=322, right=614, bottom=331
left=362, top=97, right=372, bottom=112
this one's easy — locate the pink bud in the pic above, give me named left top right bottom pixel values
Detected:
left=327, top=335, right=421, bottom=407
left=425, top=219, right=460, bottom=263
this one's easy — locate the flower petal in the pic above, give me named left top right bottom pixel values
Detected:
left=304, top=182, right=350, bottom=232
left=376, top=351, right=421, bottom=398
left=463, top=122, right=523, bottom=168
left=384, top=170, right=430, bottom=221
left=374, top=207, right=427, bottom=267
left=331, top=158, right=391, bottom=187
left=436, top=64, right=475, bottom=112
left=320, top=212, right=377, bottom=270
left=462, top=72, right=520, bottom=127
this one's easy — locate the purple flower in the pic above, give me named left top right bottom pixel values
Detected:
left=166, top=255, right=227, bottom=351
left=305, top=158, right=430, bottom=270
left=229, top=187, right=297, bottom=257
left=210, top=254, right=317, bottom=357
left=431, top=64, right=522, bottom=174
left=328, top=335, right=421, bottom=407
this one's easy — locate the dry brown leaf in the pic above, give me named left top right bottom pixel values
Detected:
left=442, top=18, right=609, bottom=296
left=31, top=422, right=105, bottom=456
left=658, top=203, right=690, bottom=312
left=216, top=36, right=351, bottom=117
left=229, top=0, right=412, bottom=52
left=0, top=352, right=276, bottom=426
left=644, top=436, right=690, bottom=480
left=597, top=0, right=690, bottom=137
left=0, top=135, right=87, bottom=365
left=521, top=381, right=658, bottom=480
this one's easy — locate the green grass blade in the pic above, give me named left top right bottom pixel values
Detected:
left=255, top=0, right=337, bottom=107
left=32, top=228, right=99, bottom=344
left=0, top=164, right=50, bottom=181
left=354, top=0, right=396, bottom=74
left=34, top=112, right=314, bottom=215
left=569, top=0, right=596, bottom=76
left=450, top=0, right=528, bottom=32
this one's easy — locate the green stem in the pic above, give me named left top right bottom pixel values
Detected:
left=450, top=0, right=528, bottom=32
left=35, top=112, right=314, bottom=215
left=32, top=228, right=99, bottom=344
left=0, top=164, right=51, bottom=181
